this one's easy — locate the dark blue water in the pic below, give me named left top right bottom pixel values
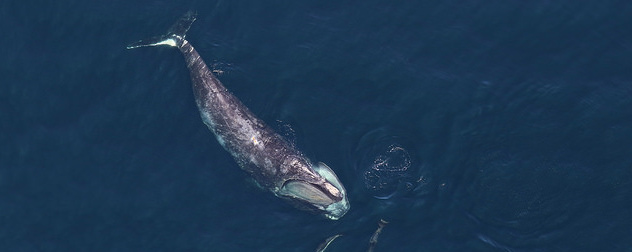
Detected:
left=2, top=0, right=632, bottom=251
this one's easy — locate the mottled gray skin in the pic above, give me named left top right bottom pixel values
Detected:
left=177, top=38, right=342, bottom=204
left=127, top=12, right=348, bottom=219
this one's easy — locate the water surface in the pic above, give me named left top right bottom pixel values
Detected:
left=2, top=1, right=632, bottom=251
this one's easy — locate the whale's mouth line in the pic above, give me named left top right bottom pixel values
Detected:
left=280, top=180, right=337, bottom=207
left=277, top=173, right=349, bottom=220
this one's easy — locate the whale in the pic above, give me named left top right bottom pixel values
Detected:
left=127, top=11, right=349, bottom=220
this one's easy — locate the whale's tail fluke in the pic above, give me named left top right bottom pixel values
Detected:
left=126, top=11, right=197, bottom=50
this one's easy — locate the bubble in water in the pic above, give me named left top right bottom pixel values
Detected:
left=348, top=127, right=428, bottom=200
left=363, top=144, right=414, bottom=199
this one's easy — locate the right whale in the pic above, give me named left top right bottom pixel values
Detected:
left=127, top=11, right=350, bottom=220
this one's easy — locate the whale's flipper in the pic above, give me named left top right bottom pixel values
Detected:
left=126, top=11, right=197, bottom=49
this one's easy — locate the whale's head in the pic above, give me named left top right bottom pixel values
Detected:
left=277, top=160, right=350, bottom=220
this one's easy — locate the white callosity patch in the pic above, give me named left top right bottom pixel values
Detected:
left=233, top=112, right=264, bottom=149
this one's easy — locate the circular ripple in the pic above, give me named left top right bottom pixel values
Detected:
left=351, top=127, right=425, bottom=200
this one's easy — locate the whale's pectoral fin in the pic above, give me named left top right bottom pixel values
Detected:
left=126, top=10, right=197, bottom=49
left=316, top=234, right=342, bottom=252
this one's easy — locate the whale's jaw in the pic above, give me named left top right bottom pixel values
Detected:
left=277, top=162, right=350, bottom=220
